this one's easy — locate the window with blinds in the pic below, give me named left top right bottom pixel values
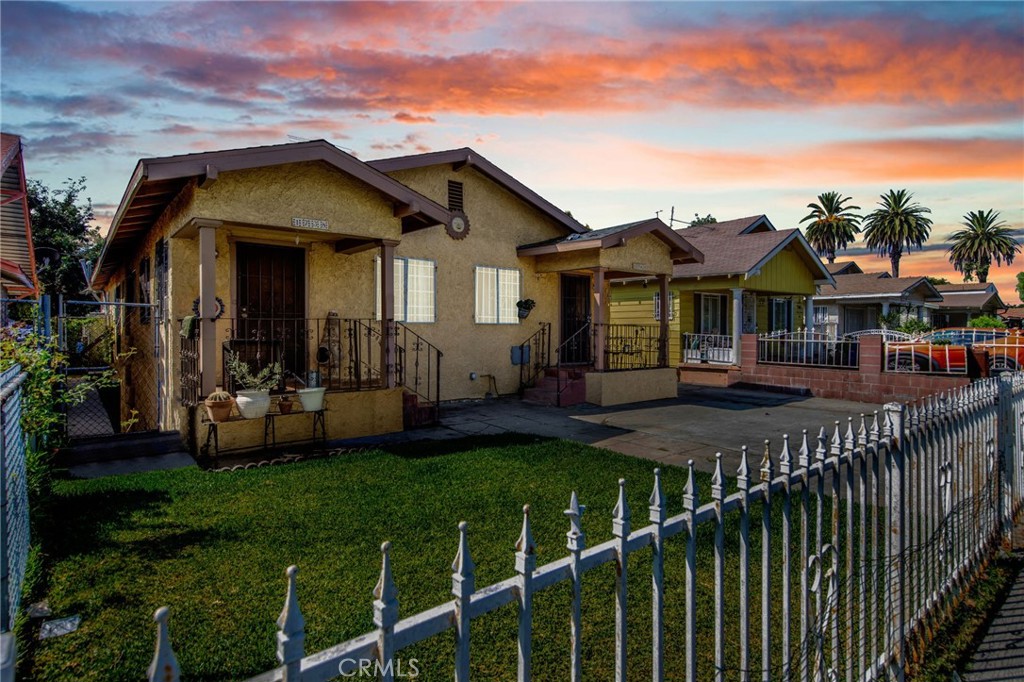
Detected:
left=475, top=266, right=521, bottom=324
left=375, top=257, right=436, bottom=323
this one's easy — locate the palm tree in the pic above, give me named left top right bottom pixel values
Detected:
left=947, top=209, right=1020, bottom=283
left=862, top=189, right=933, bottom=278
left=800, top=191, right=862, bottom=263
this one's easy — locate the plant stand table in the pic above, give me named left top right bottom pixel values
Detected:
left=264, top=409, right=327, bottom=450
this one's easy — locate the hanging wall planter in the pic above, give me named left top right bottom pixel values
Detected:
left=516, top=299, right=536, bottom=319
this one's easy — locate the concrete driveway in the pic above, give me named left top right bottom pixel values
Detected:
left=341, top=383, right=883, bottom=476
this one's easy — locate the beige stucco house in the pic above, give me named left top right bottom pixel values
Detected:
left=91, top=140, right=702, bottom=453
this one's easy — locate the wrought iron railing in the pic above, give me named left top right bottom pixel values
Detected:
left=517, top=322, right=551, bottom=393
left=681, top=332, right=735, bottom=365
left=395, top=323, right=442, bottom=419
left=179, top=326, right=201, bottom=407
left=598, top=323, right=664, bottom=371
left=758, top=330, right=860, bottom=369
left=555, top=322, right=592, bottom=404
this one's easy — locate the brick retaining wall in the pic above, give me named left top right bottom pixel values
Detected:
left=738, top=334, right=971, bottom=403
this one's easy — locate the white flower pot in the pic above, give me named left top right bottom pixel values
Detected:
left=296, top=387, right=326, bottom=412
left=235, top=389, right=271, bottom=419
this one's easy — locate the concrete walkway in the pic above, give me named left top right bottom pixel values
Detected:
left=962, top=523, right=1024, bottom=682
left=69, top=384, right=881, bottom=478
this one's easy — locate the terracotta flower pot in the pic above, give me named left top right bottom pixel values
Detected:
left=204, top=398, right=235, bottom=423
left=278, top=398, right=294, bottom=414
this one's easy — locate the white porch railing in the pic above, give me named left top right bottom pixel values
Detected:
left=135, top=375, right=1024, bottom=682
left=759, top=329, right=860, bottom=369
left=681, top=332, right=735, bottom=364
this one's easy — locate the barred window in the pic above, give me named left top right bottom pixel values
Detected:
left=375, top=257, right=436, bottom=323
left=475, top=266, right=521, bottom=324
left=652, top=291, right=676, bottom=321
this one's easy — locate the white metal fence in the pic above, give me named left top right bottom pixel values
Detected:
left=681, top=333, right=734, bottom=364
left=758, top=330, right=860, bottom=369
left=1, top=365, right=30, bottom=637
left=139, top=374, right=1024, bottom=682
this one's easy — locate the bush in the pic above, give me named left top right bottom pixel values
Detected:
left=967, top=314, right=1006, bottom=329
left=899, top=318, right=933, bottom=335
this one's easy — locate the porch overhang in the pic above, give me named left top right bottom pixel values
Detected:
left=92, top=139, right=454, bottom=289
left=170, top=216, right=390, bottom=255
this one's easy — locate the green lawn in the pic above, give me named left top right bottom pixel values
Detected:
left=26, top=435, right=822, bottom=681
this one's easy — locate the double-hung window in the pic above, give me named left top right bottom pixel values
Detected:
left=474, top=266, right=520, bottom=324
left=375, top=257, right=436, bottom=323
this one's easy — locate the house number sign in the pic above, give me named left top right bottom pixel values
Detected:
left=292, top=217, right=330, bottom=230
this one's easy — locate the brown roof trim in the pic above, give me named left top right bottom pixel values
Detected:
left=93, top=140, right=454, bottom=288
left=368, top=148, right=588, bottom=235
left=517, top=217, right=703, bottom=263
left=0, top=132, right=38, bottom=296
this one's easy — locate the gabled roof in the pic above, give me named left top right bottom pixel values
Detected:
left=934, top=283, right=1004, bottom=310
left=517, top=218, right=703, bottom=263
left=368, top=148, right=587, bottom=235
left=0, top=132, right=38, bottom=297
left=816, top=273, right=943, bottom=302
left=826, top=261, right=863, bottom=275
left=669, top=220, right=833, bottom=283
left=93, top=139, right=455, bottom=287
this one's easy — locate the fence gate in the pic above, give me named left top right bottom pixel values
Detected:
left=58, top=299, right=162, bottom=442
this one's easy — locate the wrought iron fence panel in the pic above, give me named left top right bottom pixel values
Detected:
left=144, top=375, right=1024, bottom=682
left=682, top=332, right=734, bottom=364
left=759, top=330, right=860, bottom=369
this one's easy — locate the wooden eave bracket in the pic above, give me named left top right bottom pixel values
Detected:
left=0, top=190, right=25, bottom=206
left=393, top=201, right=420, bottom=218
left=199, top=165, right=218, bottom=189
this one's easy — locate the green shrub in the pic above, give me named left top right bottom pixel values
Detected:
left=899, top=318, right=933, bottom=335
left=967, top=314, right=1005, bottom=329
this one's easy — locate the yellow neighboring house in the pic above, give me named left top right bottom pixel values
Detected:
left=610, top=215, right=833, bottom=373
left=92, top=140, right=702, bottom=453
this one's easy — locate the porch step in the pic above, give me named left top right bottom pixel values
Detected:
left=56, top=431, right=187, bottom=465
left=522, top=373, right=588, bottom=407
left=402, top=392, right=439, bottom=429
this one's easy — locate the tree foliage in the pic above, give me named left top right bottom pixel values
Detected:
left=947, top=210, right=1019, bottom=284
left=800, top=191, right=862, bottom=264
left=690, top=213, right=717, bottom=226
left=967, top=314, right=1006, bottom=329
left=28, top=177, right=103, bottom=299
left=862, top=189, right=933, bottom=278
left=926, top=276, right=951, bottom=286
left=1016, top=272, right=1024, bottom=302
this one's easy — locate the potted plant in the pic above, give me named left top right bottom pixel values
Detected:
left=516, top=299, right=536, bottom=319
left=296, top=385, right=326, bottom=412
left=204, top=390, right=235, bottom=422
left=277, top=395, right=294, bottom=414
left=225, top=351, right=282, bottom=419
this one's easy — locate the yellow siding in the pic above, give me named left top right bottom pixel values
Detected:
left=743, top=245, right=817, bottom=294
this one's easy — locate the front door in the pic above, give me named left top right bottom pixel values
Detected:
left=560, top=274, right=591, bottom=364
left=234, top=243, right=306, bottom=385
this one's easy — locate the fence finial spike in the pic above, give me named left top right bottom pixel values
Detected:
left=760, top=439, right=774, bottom=481
left=830, top=421, right=842, bottom=456
left=452, top=521, right=475, bottom=596
left=844, top=417, right=855, bottom=450
left=516, top=504, right=536, bottom=556
left=565, top=491, right=585, bottom=550
left=147, top=607, right=180, bottom=682
left=683, top=459, right=698, bottom=510
left=779, top=435, right=792, bottom=474
left=815, top=426, right=828, bottom=461
left=869, top=411, right=880, bottom=441
left=857, top=414, right=868, bottom=447
left=373, top=541, right=399, bottom=605
left=649, top=468, right=666, bottom=523
left=798, top=429, right=810, bottom=468
left=613, top=478, right=631, bottom=536
left=276, top=565, right=306, bottom=669
left=737, top=446, right=751, bottom=490
left=712, top=452, right=725, bottom=499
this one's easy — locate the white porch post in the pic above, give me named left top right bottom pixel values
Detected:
left=197, top=221, right=219, bottom=395
left=731, top=288, right=743, bottom=366
left=379, top=240, right=398, bottom=388
left=593, top=268, right=606, bottom=371
left=805, top=295, right=815, bottom=332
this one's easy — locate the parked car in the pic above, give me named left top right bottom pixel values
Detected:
left=885, top=327, right=1021, bottom=373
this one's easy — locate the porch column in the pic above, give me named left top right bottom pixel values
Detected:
left=805, top=295, right=815, bottom=332
left=658, top=274, right=670, bottom=367
left=198, top=222, right=218, bottom=395
left=731, top=288, right=743, bottom=366
left=593, top=267, right=607, bottom=371
left=379, top=240, right=398, bottom=388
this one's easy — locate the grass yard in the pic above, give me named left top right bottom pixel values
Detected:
left=26, top=434, right=827, bottom=681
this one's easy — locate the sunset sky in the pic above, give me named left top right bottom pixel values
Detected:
left=2, top=1, right=1022, bottom=300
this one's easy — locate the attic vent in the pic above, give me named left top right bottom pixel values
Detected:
left=447, top=180, right=464, bottom=212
